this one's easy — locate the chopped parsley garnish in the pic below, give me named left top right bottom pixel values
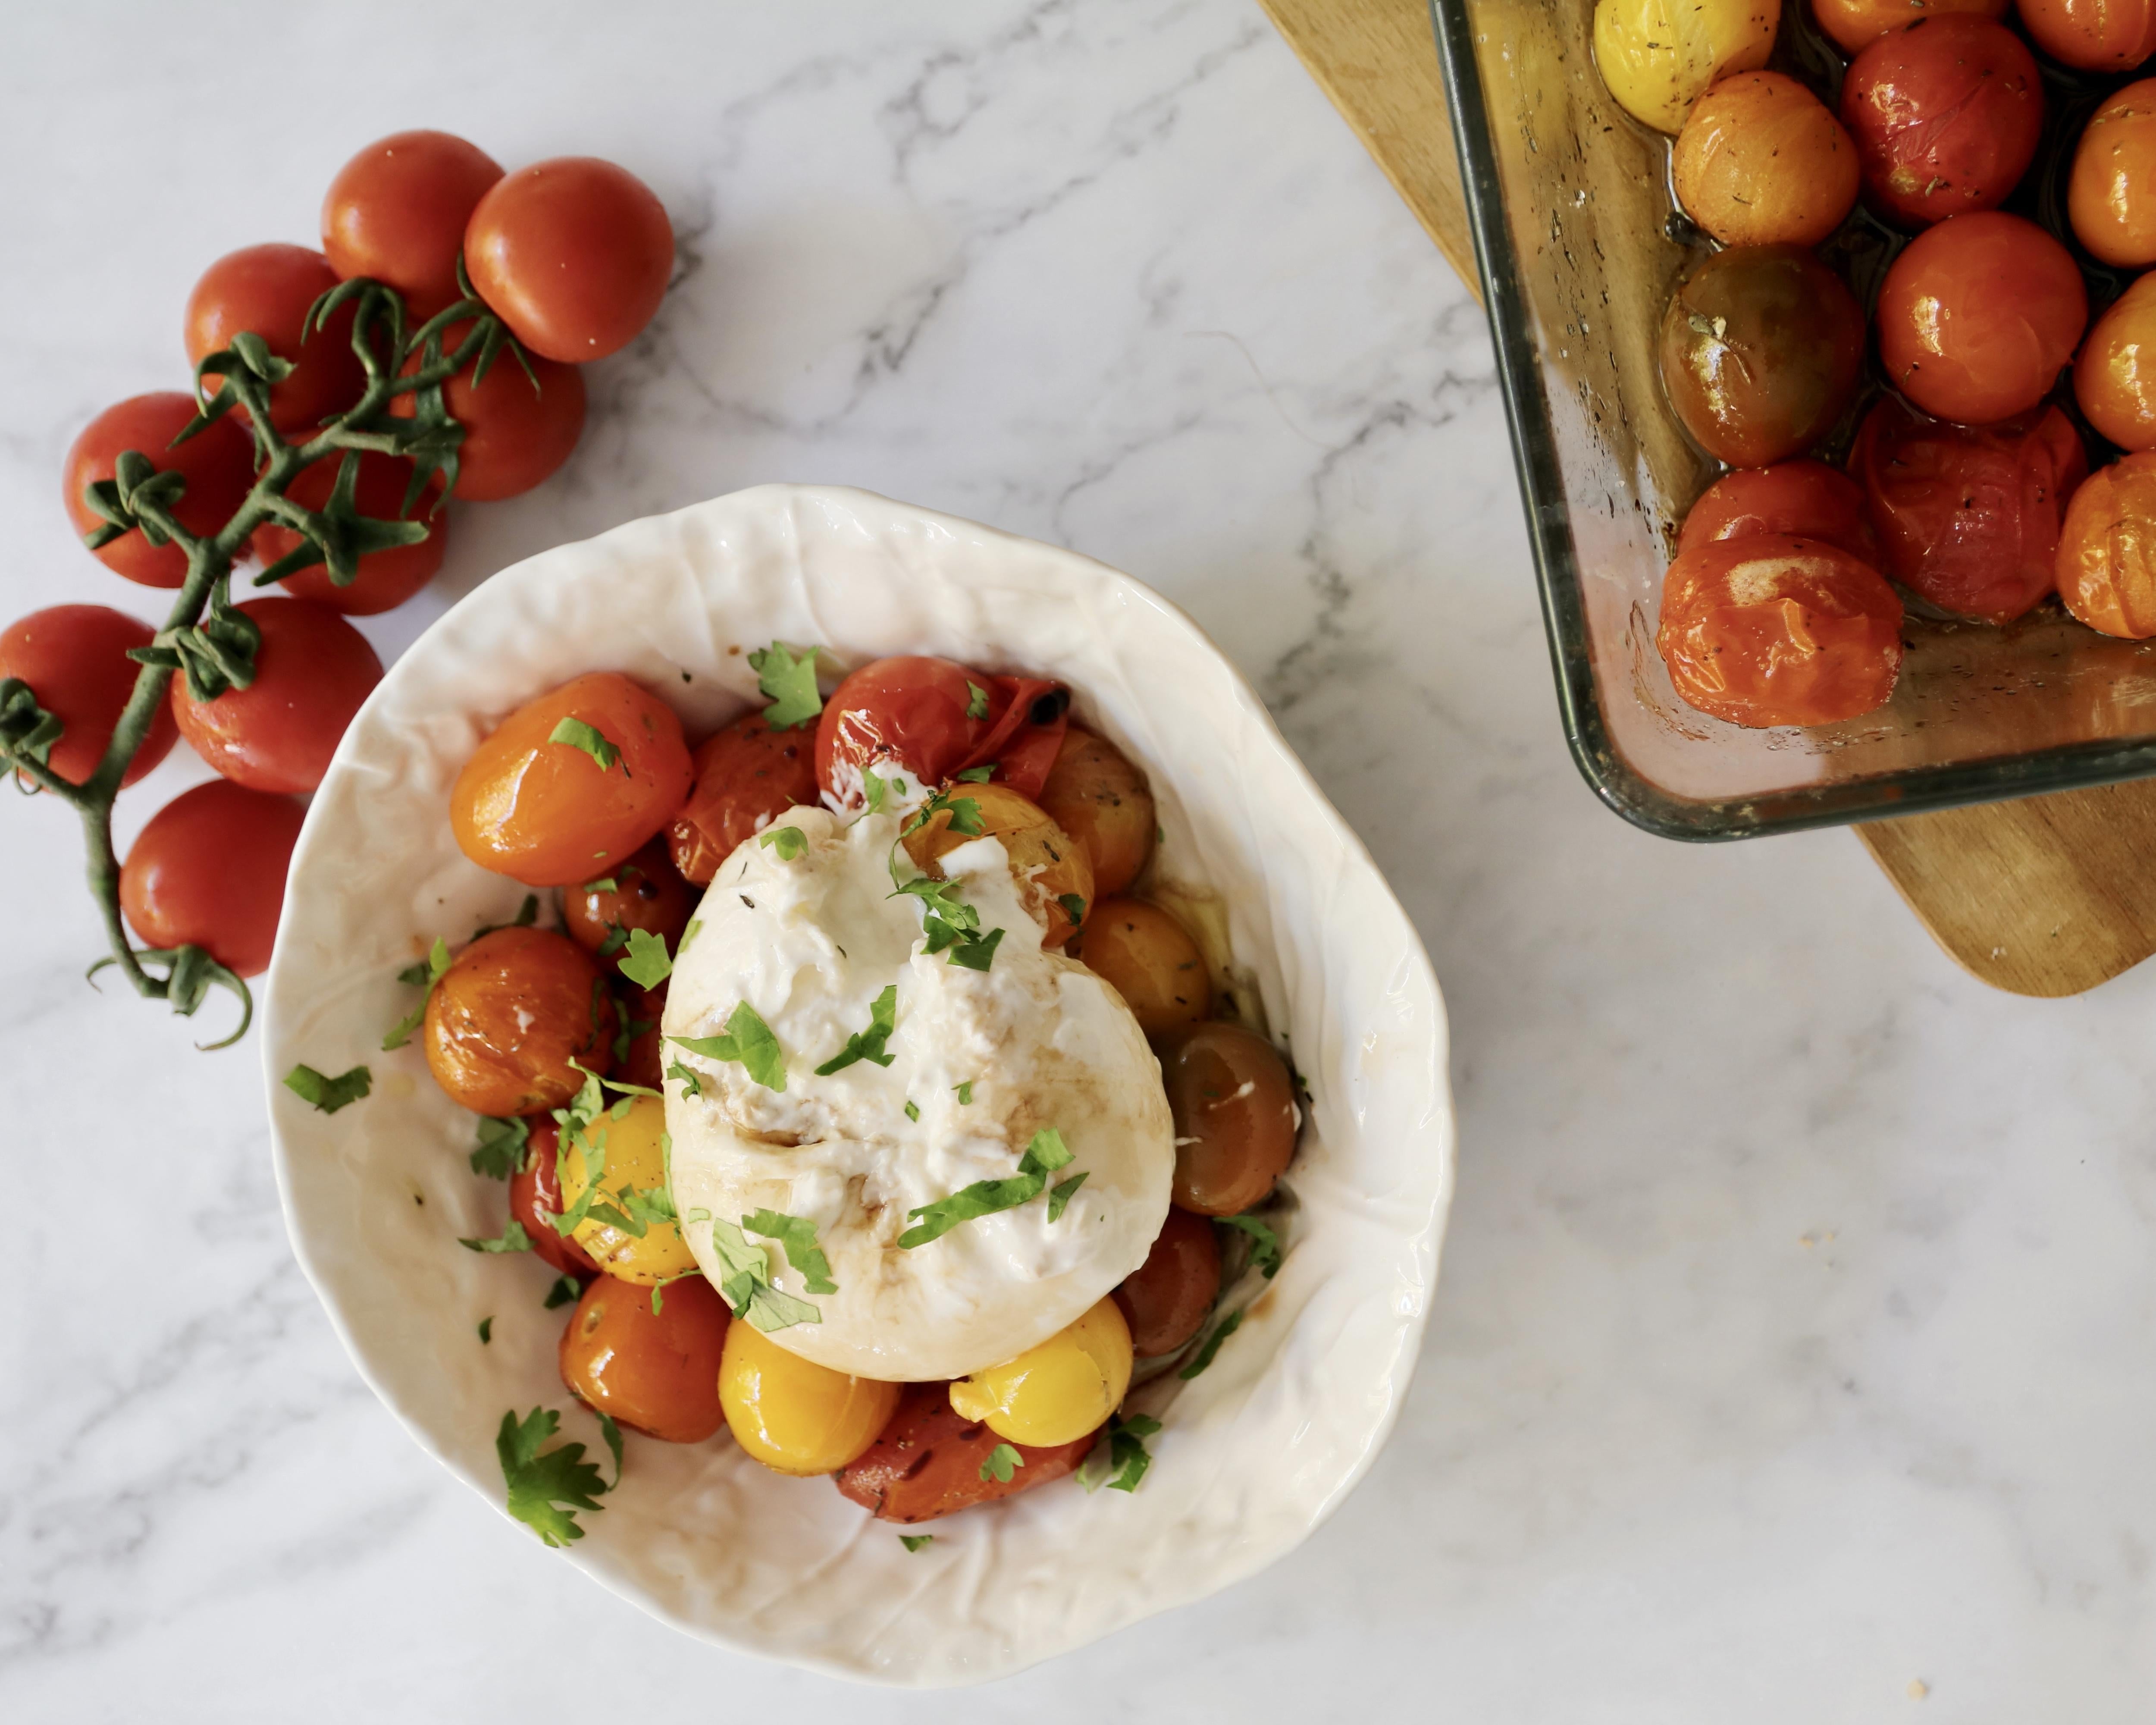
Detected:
left=742, top=1209, right=838, bottom=1294
left=595, top=924, right=630, bottom=958
left=815, top=983, right=898, bottom=1076
left=382, top=936, right=452, bottom=1049
left=543, top=1274, right=582, bottom=1309
left=900, top=786, right=984, bottom=841
left=469, top=894, right=541, bottom=940
left=1220, top=1213, right=1283, bottom=1280
left=899, top=1128, right=1075, bottom=1248
left=900, top=1534, right=934, bottom=1552
left=470, top=1115, right=531, bottom=1180
left=862, top=765, right=890, bottom=813
left=680, top=918, right=703, bottom=953
left=891, top=875, right=1003, bottom=972
left=460, top=1220, right=533, bottom=1255
left=759, top=825, right=808, bottom=861
left=1058, top=894, right=1086, bottom=928
left=496, top=1407, right=613, bottom=1546
left=979, top=1443, right=1023, bottom=1484
left=1103, top=1414, right=1161, bottom=1491
left=477, top=1317, right=494, bottom=1344
left=583, top=876, right=620, bottom=895
left=283, top=1063, right=372, bottom=1113
left=617, top=927, right=673, bottom=989
left=954, top=1080, right=975, bottom=1105
left=1179, top=1309, right=1243, bottom=1380
left=547, top=715, right=624, bottom=773
left=955, top=763, right=994, bottom=782
left=905, top=1099, right=921, bottom=1121
left=1046, top=1172, right=1087, bottom=1222
left=965, top=681, right=990, bottom=720
left=649, top=1269, right=702, bottom=1315
left=666, top=1059, right=702, bottom=1098
left=748, top=641, right=823, bottom=730
left=612, top=1011, right=654, bottom=1066
left=669, top=1002, right=787, bottom=1092
left=708, top=1217, right=822, bottom=1331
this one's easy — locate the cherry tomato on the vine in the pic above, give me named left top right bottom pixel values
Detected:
left=321, top=130, right=505, bottom=320
left=391, top=324, right=585, bottom=501
left=168, top=598, right=382, bottom=796
left=0, top=606, right=178, bottom=787
left=63, top=393, right=256, bottom=590
left=119, top=780, right=305, bottom=977
left=814, top=656, right=1070, bottom=810
left=1676, top=461, right=1881, bottom=567
left=2070, top=82, right=2156, bottom=269
left=184, top=245, right=366, bottom=433
left=251, top=450, right=447, bottom=615
left=464, top=158, right=674, bottom=364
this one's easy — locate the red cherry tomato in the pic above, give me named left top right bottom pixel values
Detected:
left=119, top=780, right=305, bottom=977
left=669, top=710, right=820, bottom=885
left=464, top=158, right=673, bottom=364
left=0, top=606, right=178, bottom=788
left=1676, top=461, right=1881, bottom=565
left=813, top=656, right=1070, bottom=810
left=2018, top=0, right=2156, bottom=71
left=63, top=393, right=256, bottom=590
left=391, top=325, right=585, bottom=501
left=251, top=450, right=448, bottom=615
left=1656, top=534, right=1905, bottom=728
left=1840, top=19, right=2043, bottom=229
left=184, top=245, right=367, bottom=434
left=1811, top=0, right=2006, bottom=55
left=1849, top=396, right=2087, bottom=624
left=169, top=598, right=382, bottom=795
left=2059, top=453, right=2156, bottom=637
left=1876, top=213, right=2087, bottom=426
left=321, top=130, right=505, bottom=320
left=615, top=982, right=667, bottom=1090
left=511, top=1121, right=600, bottom=1278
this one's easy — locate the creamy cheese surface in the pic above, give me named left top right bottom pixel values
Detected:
left=662, top=806, right=1174, bottom=1381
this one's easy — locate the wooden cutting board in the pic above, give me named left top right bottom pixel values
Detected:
left=1258, top=0, right=2156, bottom=998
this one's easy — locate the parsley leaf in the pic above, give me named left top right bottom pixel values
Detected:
left=954, top=1080, right=975, bottom=1105
left=980, top=1443, right=1024, bottom=1484
left=900, top=1534, right=934, bottom=1552
left=945, top=926, right=1004, bottom=972
left=496, top=1408, right=610, bottom=1546
left=583, top=875, right=619, bottom=895
left=477, top=1317, right=494, bottom=1344
left=904, top=1099, right=920, bottom=1122
left=1220, top=1213, right=1283, bottom=1280
left=748, top=641, right=824, bottom=730
left=595, top=924, right=630, bottom=958
left=1058, top=893, right=1086, bottom=928
left=548, top=715, right=624, bottom=774
left=862, top=765, right=890, bottom=813
left=1047, top=1172, right=1087, bottom=1222
left=544, top=1274, right=582, bottom=1309
left=617, top=927, right=673, bottom=989
left=666, top=1058, right=702, bottom=1098
left=708, top=1217, right=823, bottom=1331
left=759, top=825, right=808, bottom=861
left=460, top=1220, right=533, bottom=1255
left=815, top=983, right=899, bottom=1076
left=1105, top=1413, right=1161, bottom=1491
left=1179, top=1310, right=1243, bottom=1380
left=382, top=936, right=452, bottom=1050
left=680, top=918, right=703, bottom=953
left=283, top=1063, right=372, bottom=1113
left=649, top=1269, right=702, bottom=1315
left=899, top=1128, right=1075, bottom=1248
left=965, top=681, right=990, bottom=720
left=955, top=763, right=995, bottom=782
left=470, top=1115, right=531, bottom=1180
left=470, top=895, right=542, bottom=941
left=890, top=874, right=1003, bottom=972
left=669, top=1002, right=787, bottom=1092
left=742, top=1209, right=839, bottom=1294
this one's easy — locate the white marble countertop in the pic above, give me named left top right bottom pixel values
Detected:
left=3, top=1, right=2152, bottom=1717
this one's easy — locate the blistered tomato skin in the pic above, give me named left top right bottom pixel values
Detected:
left=1851, top=397, right=2087, bottom=624
left=668, top=710, right=819, bottom=884
left=421, top=926, right=616, bottom=1117
left=947, top=1299, right=1135, bottom=1449
left=252, top=451, right=447, bottom=615
left=2070, top=83, right=2156, bottom=267
left=1158, top=1022, right=1300, bottom=1217
left=1811, top=0, right=2006, bottom=54
left=1876, top=213, right=2088, bottom=426
left=2059, top=454, right=2156, bottom=638
left=1656, top=535, right=1905, bottom=727
left=169, top=599, right=383, bottom=795
left=451, top=672, right=693, bottom=888
left=562, top=838, right=696, bottom=972
left=902, top=781, right=1094, bottom=949
left=559, top=1271, right=729, bottom=1443
left=1839, top=19, right=2043, bottom=229
left=184, top=245, right=366, bottom=433
left=719, top=1321, right=901, bottom=1476
left=1113, top=1207, right=1223, bottom=1358
left=1592, top=0, right=1780, bottom=134
left=0, top=606, right=177, bottom=787
left=119, top=782, right=304, bottom=978
left=1037, top=726, right=1156, bottom=897
left=833, top=1382, right=1097, bottom=1523
left=2018, top=0, right=2156, bottom=71
left=510, top=1121, right=600, bottom=1278
left=1676, top=461, right=1880, bottom=566
left=1673, top=73, right=1858, bottom=249
left=63, top=393, right=256, bottom=589
left=1658, top=247, right=1865, bottom=468
left=1071, top=898, right=1209, bottom=1037
left=560, top=1095, right=699, bottom=1285
left=814, top=656, right=1070, bottom=809
left=2076, top=275, right=2156, bottom=452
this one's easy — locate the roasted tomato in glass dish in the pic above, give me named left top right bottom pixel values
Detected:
left=1655, top=534, right=1905, bottom=727
left=2070, top=81, right=2156, bottom=268
left=1849, top=396, right=2088, bottom=624
left=1591, top=0, right=1779, bottom=135
left=1658, top=246, right=1866, bottom=467
left=2018, top=0, right=2156, bottom=71
left=2075, top=274, right=2156, bottom=453
left=1811, top=0, right=2005, bottom=54
left=814, top=654, right=1069, bottom=810
left=1676, top=461, right=1881, bottom=565
left=1673, top=72, right=1858, bottom=249
left=2058, top=453, right=2156, bottom=638
left=667, top=709, right=819, bottom=885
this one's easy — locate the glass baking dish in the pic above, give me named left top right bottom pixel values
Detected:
left=1429, top=0, right=2156, bottom=839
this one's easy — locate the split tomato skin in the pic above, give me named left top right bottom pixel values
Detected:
left=668, top=710, right=819, bottom=885
left=832, top=1381, right=1098, bottom=1523
left=322, top=129, right=505, bottom=320
left=1677, top=461, right=1880, bottom=567
left=63, top=393, right=257, bottom=589
left=251, top=450, right=447, bottom=615
left=168, top=598, right=382, bottom=795
left=119, top=780, right=305, bottom=978
left=2058, top=453, right=2156, bottom=638
left=0, top=606, right=177, bottom=787
left=814, top=655, right=1070, bottom=810
left=183, top=244, right=366, bottom=433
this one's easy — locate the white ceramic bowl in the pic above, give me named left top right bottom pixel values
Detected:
left=262, top=485, right=1455, bottom=1685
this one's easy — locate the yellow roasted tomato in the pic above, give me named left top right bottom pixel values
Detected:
left=947, top=1298, right=1134, bottom=1448
left=719, top=1321, right=900, bottom=1475
left=1593, top=0, right=1780, bottom=134
left=902, top=781, right=1093, bottom=949
left=559, top=1094, right=698, bottom=1285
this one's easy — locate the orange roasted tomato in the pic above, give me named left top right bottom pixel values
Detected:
left=1655, top=534, right=1905, bottom=728
left=1158, top=1022, right=1299, bottom=1217
left=2058, top=454, right=2156, bottom=639
left=561, top=838, right=696, bottom=973
left=451, top=672, right=693, bottom=887
left=1036, top=727, right=1156, bottom=898
left=422, top=926, right=616, bottom=1116
left=832, top=1381, right=1098, bottom=1524
left=1811, top=0, right=2005, bottom=54
left=2076, top=274, right=2156, bottom=454
left=559, top=1271, right=729, bottom=1443
left=668, top=709, right=820, bottom=885
left=2018, top=0, right=2156, bottom=71
left=1072, top=897, right=1209, bottom=1036
left=1676, top=461, right=1880, bottom=567
left=1673, top=73, right=1858, bottom=249
left=2071, top=81, right=2156, bottom=269
left=901, top=781, right=1093, bottom=949
left=1112, top=1206, right=1223, bottom=1358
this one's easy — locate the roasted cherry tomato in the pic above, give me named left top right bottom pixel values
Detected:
left=948, top=1300, right=1134, bottom=1449
left=1656, top=534, right=1904, bottom=727
left=1839, top=19, right=2043, bottom=229
left=510, top=1120, right=600, bottom=1278
left=559, top=1094, right=699, bottom=1286
left=614, top=982, right=667, bottom=1090
left=720, top=1321, right=900, bottom=1476
left=63, top=392, right=256, bottom=589
left=464, top=158, right=674, bottom=364
left=1073, top=897, right=1209, bottom=1037
left=814, top=656, right=1070, bottom=810
left=118, top=781, right=304, bottom=978
left=562, top=839, right=696, bottom=974
left=1876, top=213, right=2087, bottom=426
left=1673, top=72, right=1858, bottom=249
left=834, top=1380, right=1098, bottom=1523
left=2075, top=273, right=2156, bottom=452
left=391, top=323, right=586, bottom=501
left=902, top=781, right=1093, bottom=949
left=2059, top=453, right=2156, bottom=637
left=1811, top=0, right=2005, bottom=55
left=168, top=598, right=381, bottom=795
left=668, top=709, right=819, bottom=884
left=1676, top=461, right=1881, bottom=566
left=559, top=1271, right=728, bottom=1443
left=421, top=926, right=616, bottom=1116
left=1113, top=1207, right=1222, bottom=1358
left=1037, top=727, right=1156, bottom=898
left=184, top=245, right=365, bottom=433
left=1851, top=396, right=2086, bottom=624
left=2070, top=82, right=2156, bottom=268
left=1658, top=246, right=1865, bottom=467
left=450, top=672, right=693, bottom=888
left=1158, top=1022, right=1300, bottom=1217
left=321, top=130, right=505, bottom=319
left=0, top=606, right=177, bottom=787
left=2018, top=0, right=2156, bottom=71
left=251, top=450, right=447, bottom=615
left=1592, top=0, right=1779, bottom=134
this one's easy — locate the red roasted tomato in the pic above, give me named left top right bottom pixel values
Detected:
left=511, top=1120, right=600, bottom=1278
left=814, top=656, right=1070, bottom=811
left=1676, top=461, right=1881, bottom=566
left=833, top=1381, right=1097, bottom=1523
